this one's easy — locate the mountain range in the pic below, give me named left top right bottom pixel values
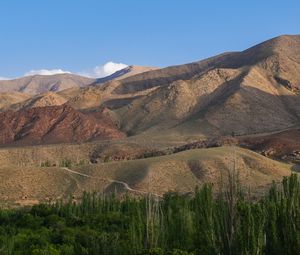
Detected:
left=0, top=65, right=156, bottom=94
left=0, top=34, right=299, bottom=206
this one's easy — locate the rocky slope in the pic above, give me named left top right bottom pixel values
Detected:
left=2, top=35, right=300, bottom=142
left=109, top=35, right=300, bottom=94
left=0, top=105, right=125, bottom=146
left=0, top=92, right=32, bottom=111
left=240, top=128, right=300, bottom=164
left=114, top=35, right=300, bottom=136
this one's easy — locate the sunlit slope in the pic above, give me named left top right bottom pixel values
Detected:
left=0, top=147, right=291, bottom=206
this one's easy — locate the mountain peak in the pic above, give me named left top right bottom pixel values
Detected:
left=241, top=34, right=300, bottom=57
left=95, top=65, right=159, bottom=84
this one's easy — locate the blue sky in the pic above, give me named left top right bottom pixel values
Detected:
left=0, top=0, right=299, bottom=78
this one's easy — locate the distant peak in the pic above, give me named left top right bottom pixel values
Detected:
left=95, top=65, right=159, bottom=84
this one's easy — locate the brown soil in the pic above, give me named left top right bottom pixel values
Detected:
left=0, top=104, right=125, bottom=146
left=240, top=129, right=300, bottom=163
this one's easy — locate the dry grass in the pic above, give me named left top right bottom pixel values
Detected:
left=0, top=146, right=292, bottom=206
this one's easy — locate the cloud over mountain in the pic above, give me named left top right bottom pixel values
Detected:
left=0, top=77, right=10, bottom=80
left=24, top=69, right=71, bottom=76
left=0, top=61, right=129, bottom=80
left=79, top=61, right=128, bottom=78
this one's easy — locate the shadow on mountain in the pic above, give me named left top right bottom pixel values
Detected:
left=171, top=85, right=300, bottom=138
left=103, top=95, right=143, bottom=110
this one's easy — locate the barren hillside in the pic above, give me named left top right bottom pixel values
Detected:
left=115, top=35, right=300, bottom=136
left=0, top=73, right=95, bottom=94
left=0, top=147, right=292, bottom=206
left=0, top=92, right=32, bottom=111
left=0, top=105, right=125, bottom=146
left=0, top=35, right=299, bottom=203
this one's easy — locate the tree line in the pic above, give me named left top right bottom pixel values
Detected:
left=0, top=174, right=299, bottom=254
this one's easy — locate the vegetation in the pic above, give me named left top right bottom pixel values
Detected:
left=40, top=160, right=51, bottom=167
left=59, top=159, right=72, bottom=168
left=0, top=175, right=299, bottom=254
left=40, top=159, right=88, bottom=168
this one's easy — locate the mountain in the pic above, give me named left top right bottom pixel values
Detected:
left=7, top=92, right=68, bottom=111
left=2, top=68, right=158, bottom=112
left=108, top=35, right=300, bottom=94
left=111, top=35, right=300, bottom=137
left=4, top=35, right=299, bottom=138
left=0, top=73, right=95, bottom=94
left=0, top=35, right=299, bottom=204
left=0, top=66, right=158, bottom=95
left=0, top=105, right=125, bottom=146
left=1, top=35, right=300, bottom=142
left=0, top=92, right=32, bottom=111
left=95, top=65, right=159, bottom=83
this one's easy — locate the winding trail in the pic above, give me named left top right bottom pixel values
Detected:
left=61, top=167, right=162, bottom=197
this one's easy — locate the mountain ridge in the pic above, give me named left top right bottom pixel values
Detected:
left=0, top=73, right=95, bottom=94
left=1, top=35, right=300, bottom=140
left=0, top=34, right=299, bottom=204
left=0, top=65, right=159, bottom=95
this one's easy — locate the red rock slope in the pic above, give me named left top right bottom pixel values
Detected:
left=0, top=105, right=125, bottom=146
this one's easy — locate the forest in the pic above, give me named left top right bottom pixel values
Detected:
left=0, top=174, right=299, bottom=255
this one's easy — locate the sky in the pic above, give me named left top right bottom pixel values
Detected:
left=0, top=0, right=299, bottom=79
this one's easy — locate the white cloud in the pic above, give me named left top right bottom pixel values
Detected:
left=24, top=69, right=71, bottom=76
left=79, top=61, right=128, bottom=78
left=0, top=77, right=11, bottom=80
left=1, top=61, right=128, bottom=80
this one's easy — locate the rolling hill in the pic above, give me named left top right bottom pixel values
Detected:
left=0, top=146, right=292, bottom=206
